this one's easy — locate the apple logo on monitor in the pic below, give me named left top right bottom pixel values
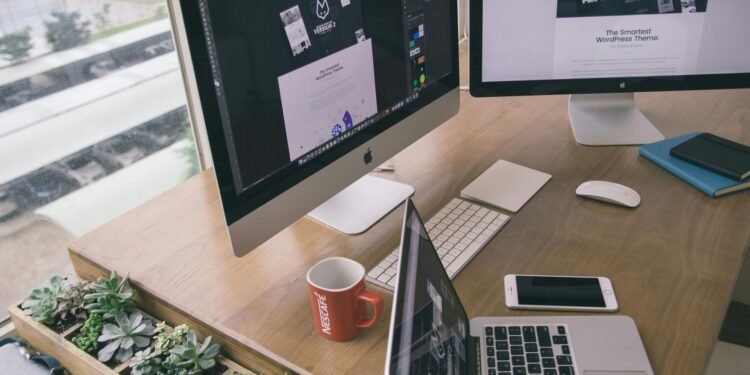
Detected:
left=620, top=82, right=627, bottom=89
left=364, top=148, right=373, bottom=164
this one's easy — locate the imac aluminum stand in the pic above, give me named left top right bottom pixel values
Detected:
left=569, top=93, right=665, bottom=146
left=308, top=174, right=414, bottom=234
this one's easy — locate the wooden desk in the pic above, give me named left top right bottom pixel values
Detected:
left=69, top=85, right=750, bottom=374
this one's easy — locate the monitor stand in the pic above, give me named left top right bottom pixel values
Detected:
left=308, top=174, right=414, bottom=235
left=568, top=93, right=665, bottom=146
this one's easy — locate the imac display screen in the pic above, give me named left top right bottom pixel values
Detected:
left=188, top=0, right=456, bottom=217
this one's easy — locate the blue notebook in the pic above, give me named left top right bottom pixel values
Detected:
left=639, top=132, right=750, bottom=198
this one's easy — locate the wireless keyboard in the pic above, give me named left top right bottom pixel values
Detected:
left=367, top=198, right=510, bottom=291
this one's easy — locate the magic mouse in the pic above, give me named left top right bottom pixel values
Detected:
left=576, top=181, right=641, bottom=208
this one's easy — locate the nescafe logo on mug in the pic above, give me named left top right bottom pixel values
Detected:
left=314, top=291, right=332, bottom=335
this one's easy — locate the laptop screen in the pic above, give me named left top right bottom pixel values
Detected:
left=387, top=200, right=472, bottom=374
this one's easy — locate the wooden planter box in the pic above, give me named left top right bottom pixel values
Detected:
left=8, top=303, right=256, bottom=375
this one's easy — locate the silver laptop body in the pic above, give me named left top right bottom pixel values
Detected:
left=385, top=199, right=653, bottom=375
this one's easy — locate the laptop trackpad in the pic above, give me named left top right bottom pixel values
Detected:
left=585, top=372, right=648, bottom=375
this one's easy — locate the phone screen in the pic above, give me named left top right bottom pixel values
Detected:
left=516, top=276, right=606, bottom=307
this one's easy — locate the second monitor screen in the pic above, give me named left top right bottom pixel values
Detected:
left=481, top=0, right=750, bottom=83
left=199, top=0, right=454, bottom=193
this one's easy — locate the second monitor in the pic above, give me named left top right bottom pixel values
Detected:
left=470, top=0, right=750, bottom=146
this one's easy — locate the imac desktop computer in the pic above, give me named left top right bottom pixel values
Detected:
left=470, top=0, right=750, bottom=146
left=168, top=0, right=459, bottom=256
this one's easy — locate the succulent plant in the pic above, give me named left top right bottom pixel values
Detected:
left=84, top=271, right=135, bottom=319
left=155, top=322, right=190, bottom=353
left=157, top=356, right=187, bottom=375
left=97, top=311, right=155, bottom=363
left=168, top=330, right=220, bottom=375
left=57, top=280, right=93, bottom=322
left=130, top=348, right=163, bottom=375
left=27, top=297, right=58, bottom=326
left=72, top=313, right=103, bottom=353
left=21, top=276, right=67, bottom=325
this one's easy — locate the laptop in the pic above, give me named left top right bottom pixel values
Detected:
left=385, top=199, right=654, bottom=375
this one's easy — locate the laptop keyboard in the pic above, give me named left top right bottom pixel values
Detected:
left=483, top=324, right=577, bottom=375
left=367, top=198, right=510, bottom=290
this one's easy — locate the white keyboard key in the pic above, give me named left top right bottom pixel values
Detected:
left=455, top=243, right=467, bottom=251
left=447, top=241, right=483, bottom=274
left=434, top=240, right=444, bottom=248
left=386, top=254, right=398, bottom=262
left=384, top=268, right=396, bottom=276
left=443, top=254, right=455, bottom=263
left=471, top=227, right=482, bottom=234
left=449, top=249, right=461, bottom=257
left=387, top=278, right=397, bottom=288
left=478, top=207, right=489, bottom=216
left=437, top=248, right=449, bottom=257
left=466, top=232, right=478, bottom=240
left=477, top=222, right=488, bottom=229
left=484, top=211, right=499, bottom=222
left=377, top=274, right=390, bottom=283
left=482, top=228, right=495, bottom=237
left=368, top=267, right=384, bottom=278
left=477, top=234, right=489, bottom=243
left=488, top=224, right=500, bottom=231
left=443, top=229, right=456, bottom=237
left=437, top=234, right=449, bottom=242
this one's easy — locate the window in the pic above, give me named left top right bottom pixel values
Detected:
left=0, top=0, right=200, bottom=319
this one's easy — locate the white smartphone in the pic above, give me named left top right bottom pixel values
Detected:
left=504, top=274, right=618, bottom=312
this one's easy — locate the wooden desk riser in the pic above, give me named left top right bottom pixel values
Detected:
left=70, top=83, right=750, bottom=373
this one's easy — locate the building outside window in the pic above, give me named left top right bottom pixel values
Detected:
left=0, top=0, right=200, bottom=319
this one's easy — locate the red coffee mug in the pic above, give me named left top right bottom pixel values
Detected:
left=306, top=257, right=384, bottom=341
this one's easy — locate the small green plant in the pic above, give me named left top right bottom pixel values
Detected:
left=84, top=271, right=135, bottom=319
left=72, top=313, right=103, bottom=353
left=0, top=27, right=33, bottom=62
left=168, top=330, right=220, bottom=375
left=130, top=347, right=162, bottom=375
left=97, top=311, right=155, bottom=363
left=157, top=356, right=185, bottom=375
left=21, top=276, right=66, bottom=326
left=57, top=280, right=93, bottom=323
left=44, top=11, right=91, bottom=51
left=155, top=322, right=190, bottom=353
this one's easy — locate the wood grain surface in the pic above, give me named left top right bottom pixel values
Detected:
left=69, top=48, right=750, bottom=374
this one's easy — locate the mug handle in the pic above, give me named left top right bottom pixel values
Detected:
left=356, top=290, right=384, bottom=328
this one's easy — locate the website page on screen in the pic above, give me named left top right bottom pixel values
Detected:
left=198, top=0, right=453, bottom=193
left=482, top=0, right=750, bottom=82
